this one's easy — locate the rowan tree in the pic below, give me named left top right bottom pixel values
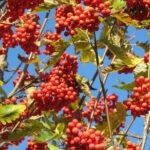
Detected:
left=0, top=0, right=150, bottom=150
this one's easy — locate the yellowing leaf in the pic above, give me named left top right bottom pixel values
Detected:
left=112, top=12, right=140, bottom=28
left=96, top=103, right=126, bottom=137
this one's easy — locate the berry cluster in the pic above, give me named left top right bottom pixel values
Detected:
left=30, top=53, right=79, bottom=114
left=144, top=52, right=150, bottom=63
left=118, top=66, right=135, bottom=74
left=124, top=76, right=150, bottom=116
left=55, top=4, right=100, bottom=36
left=125, top=0, right=150, bottom=20
left=65, top=119, right=106, bottom=150
left=12, top=14, right=40, bottom=54
left=26, top=138, right=48, bottom=150
left=5, top=0, right=44, bottom=21
left=115, top=140, right=141, bottom=150
left=13, top=70, right=35, bottom=87
left=82, top=0, right=110, bottom=16
left=0, top=24, right=16, bottom=48
left=43, top=32, right=61, bottom=55
left=82, top=94, right=118, bottom=122
left=0, top=138, right=23, bottom=150
left=62, top=106, right=82, bottom=119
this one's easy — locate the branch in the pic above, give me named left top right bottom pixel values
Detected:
left=87, top=32, right=113, bottom=146
left=118, top=117, right=136, bottom=145
left=141, top=112, right=150, bottom=150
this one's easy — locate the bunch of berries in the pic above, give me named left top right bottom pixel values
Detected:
left=124, top=76, right=150, bottom=116
left=82, top=94, right=118, bottom=122
left=31, top=53, right=79, bottom=114
left=12, top=14, right=40, bottom=54
left=65, top=119, right=106, bottom=150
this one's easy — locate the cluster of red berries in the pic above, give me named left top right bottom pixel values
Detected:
left=82, top=94, right=118, bottom=122
left=26, top=138, right=48, bottom=150
left=65, top=119, right=106, bottom=150
left=144, top=52, right=150, bottom=63
left=124, top=76, right=150, bottom=116
left=0, top=138, right=24, bottom=150
left=118, top=66, right=135, bottom=74
left=13, top=70, right=35, bottom=87
left=125, top=0, right=150, bottom=20
left=30, top=53, right=79, bottom=114
left=115, top=140, right=141, bottom=150
left=12, top=14, right=40, bottom=54
left=5, top=0, right=44, bottom=21
left=0, top=24, right=16, bottom=48
left=43, top=32, right=61, bottom=55
left=62, top=106, right=82, bottom=119
left=55, top=4, right=100, bottom=36
left=82, top=0, right=110, bottom=17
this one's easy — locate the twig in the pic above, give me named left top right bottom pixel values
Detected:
left=8, top=53, right=32, bottom=98
left=118, top=117, right=136, bottom=145
left=141, top=112, right=150, bottom=150
left=78, top=47, right=108, bottom=108
left=5, top=62, right=23, bottom=84
left=8, top=11, right=50, bottom=98
left=117, top=133, right=142, bottom=139
left=88, top=32, right=113, bottom=146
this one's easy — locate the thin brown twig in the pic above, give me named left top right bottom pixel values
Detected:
left=88, top=32, right=113, bottom=146
left=118, top=117, right=136, bottom=146
left=117, top=133, right=142, bottom=139
left=7, top=11, right=50, bottom=99
left=78, top=47, right=108, bottom=108
left=141, top=110, right=150, bottom=149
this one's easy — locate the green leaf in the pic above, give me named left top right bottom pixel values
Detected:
left=40, top=40, right=70, bottom=72
left=100, top=38, right=142, bottom=67
left=133, top=61, right=148, bottom=77
left=0, top=104, right=26, bottom=125
left=75, top=74, right=94, bottom=98
left=113, top=81, right=135, bottom=91
left=112, top=12, right=140, bottom=28
left=96, top=103, right=126, bottom=137
left=136, top=41, right=150, bottom=52
left=80, top=49, right=102, bottom=65
left=70, top=29, right=92, bottom=53
left=33, top=0, right=70, bottom=12
left=48, top=144, right=61, bottom=150
left=0, top=87, right=7, bottom=98
left=55, top=123, right=65, bottom=135
left=18, top=54, right=41, bottom=64
left=34, top=130, right=56, bottom=143
left=0, top=120, right=44, bottom=142
left=111, top=0, right=126, bottom=9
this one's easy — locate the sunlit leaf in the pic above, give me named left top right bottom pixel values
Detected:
left=48, top=144, right=61, bottom=150
left=76, top=74, right=94, bottom=98
left=133, top=61, right=148, bottom=77
left=100, top=38, right=142, bottom=67
left=1, top=120, right=44, bottom=142
left=96, top=103, right=126, bottom=137
left=0, top=104, right=26, bottom=125
left=112, top=12, right=140, bottom=28
left=113, top=81, right=135, bottom=91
